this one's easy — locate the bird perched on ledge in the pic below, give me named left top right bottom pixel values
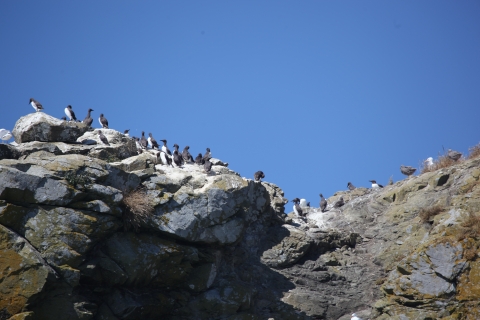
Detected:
left=400, top=165, right=416, bottom=177
left=83, top=109, right=94, bottom=127
left=291, top=198, right=303, bottom=217
left=30, top=98, right=43, bottom=112
left=64, top=105, right=78, bottom=121
left=347, top=182, right=356, bottom=190
left=98, top=130, right=110, bottom=146
left=254, top=171, right=265, bottom=182
left=370, top=180, right=383, bottom=188
left=98, top=113, right=109, bottom=128
left=447, top=149, right=462, bottom=161
left=333, top=196, right=344, bottom=208
left=319, top=194, right=327, bottom=212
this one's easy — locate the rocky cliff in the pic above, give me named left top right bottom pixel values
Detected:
left=1, top=113, right=480, bottom=320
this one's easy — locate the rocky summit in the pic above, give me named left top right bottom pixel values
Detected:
left=1, top=113, right=480, bottom=319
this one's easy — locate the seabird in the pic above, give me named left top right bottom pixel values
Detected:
left=195, top=153, right=204, bottom=165
left=98, top=114, right=109, bottom=128
left=124, top=129, right=130, bottom=137
left=148, top=133, right=159, bottom=150
left=254, top=171, right=265, bottom=182
left=173, top=144, right=184, bottom=165
left=333, top=197, right=344, bottom=208
left=159, top=151, right=172, bottom=166
left=204, top=157, right=213, bottom=173
left=369, top=180, right=383, bottom=189
left=182, top=146, right=194, bottom=163
left=424, top=157, right=434, bottom=169
left=139, top=131, right=148, bottom=149
left=160, top=140, right=173, bottom=158
left=133, top=137, right=142, bottom=153
left=83, top=108, right=94, bottom=126
left=0, top=129, right=12, bottom=144
left=173, top=150, right=184, bottom=167
left=447, top=149, right=462, bottom=161
left=400, top=165, right=416, bottom=177
left=291, top=198, right=303, bottom=217
left=347, top=182, right=356, bottom=190
left=98, top=130, right=110, bottom=146
left=29, top=98, right=43, bottom=112
left=300, top=198, right=308, bottom=208
left=202, top=148, right=211, bottom=162
left=64, top=105, right=78, bottom=121
left=307, top=202, right=310, bottom=207
left=61, top=116, right=67, bottom=121
left=319, top=194, right=327, bottom=212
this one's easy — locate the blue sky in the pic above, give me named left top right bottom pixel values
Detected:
left=1, top=1, right=480, bottom=207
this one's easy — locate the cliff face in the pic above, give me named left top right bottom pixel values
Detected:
left=1, top=113, right=480, bottom=320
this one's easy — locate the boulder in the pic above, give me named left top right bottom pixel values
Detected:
left=0, top=144, right=19, bottom=160
left=12, top=113, right=89, bottom=143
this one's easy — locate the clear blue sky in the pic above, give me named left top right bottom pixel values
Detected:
left=2, top=1, right=480, bottom=206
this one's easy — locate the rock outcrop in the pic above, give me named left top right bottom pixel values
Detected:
left=2, top=118, right=480, bottom=319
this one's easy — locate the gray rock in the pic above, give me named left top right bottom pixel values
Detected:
left=12, top=112, right=89, bottom=143
left=0, top=143, right=19, bottom=160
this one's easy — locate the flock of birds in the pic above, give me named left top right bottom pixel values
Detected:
left=289, top=149, right=464, bottom=219
left=25, top=98, right=269, bottom=180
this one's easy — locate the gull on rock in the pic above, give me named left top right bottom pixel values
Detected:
left=400, top=165, right=416, bottom=177
left=424, top=157, right=434, bottom=169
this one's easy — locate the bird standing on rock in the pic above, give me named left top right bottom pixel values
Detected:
left=98, top=114, right=109, bottom=128
left=400, top=165, right=416, bottom=177
left=30, top=98, right=43, bottom=112
left=370, top=180, right=383, bottom=189
left=291, top=198, right=303, bottom=217
left=83, top=108, right=94, bottom=127
left=182, top=146, right=194, bottom=163
left=64, top=105, right=78, bottom=121
left=98, top=130, right=110, bottom=146
left=124, top=129, right=130, bottom=137
left=139, top=132, right=148, bottom=149
left=148, top=133, right=159, bottom=149
left=195, top=153, right=204, bottom=165
left=424, top=157, right=434, bottom=169
left=319, top=194, right=327, bottom=212
left=254, top=171, right=265, bottom=182
left=333, top=197, right=344, bottom=208
left=203, top=148, right=211, bottom=162
left=204, top=157, right=213, bottom=173
left=447, top=149, right=462, bottom=161
left=173, top=150, right=183, bottom=167
left=347, top=182, right=356, bottom=190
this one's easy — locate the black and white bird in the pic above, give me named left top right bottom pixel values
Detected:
left=173, top=144, right=184, bottom=166
left=64, top=105, right=78, bottom=121
left=148, top=133, right=159, bottom=149
left=133, top=137, right=143, bottom=153
left=98, top=114, right=109, bottom=128
left=182, top=146, right=194, bottom=163
left=83, top=108, right=94, bottom=127
left=173, top=150, right=183, bottom=167
left=61, top=116, right=67, bottom=121
left=124, top=129, right=130, bottom=137
left=160, top=140, right=172, bottom=157
left=319, top=194, right=327, bottom=213
left=159, top=151, right=172, bottom=166
left=400, top=165, right=416, bottom=177
left=370, top=180, right=384, bottom=189
left=347, top=182, right=356, bottom=190
left=98, top=130, right=110, bottom=146
left=254, top=171, right=265, bottom=182
left=291, top=198, right=303, bottom=217
left=30, top=98, right=44, bottom=112
left=204, top=157, right=213, bottom=173
left=306, top=202, right=310, bottom=207
left=333, top=197, right=344, bottom=208
left=139, top=132, right=148, bottom=149
left=447, top=149, right=462, bottom=161
left=195, top=153, right=204, bottom=165
left=203, top=148, right=211, bottom=162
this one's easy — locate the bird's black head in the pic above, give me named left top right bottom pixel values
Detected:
left=149, top=133, right=153, bottom=137
left=161, top=139, right=167, bottom=143
left=67, top=105, right=72, bottom=109
left=29, top=98, right=34, bottom=103
left=319, top=193, right=323, bottom=197
left=198, top=153, right=202, bottom=156
left=173, top=144, right=179, bottom=148
left=124, top=129, right=129, bottom=133
left=369, top=180, right=376, bottom=183
left=88, top=108, right=94, bottom=112
left=100, top=113, right=104, bottom=117
left=206, top=148, right=210, bottom=152
left=184, top=146, right=190, bottom=149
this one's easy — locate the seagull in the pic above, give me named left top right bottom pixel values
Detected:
left=98, top=130, right=110, bottom=146
left=98, top=113, right=109, bottom=128
left=370, top=180, right=384, bottom=189
left=30, top=98, right=43, bottom=112
left=424, top=157, right=434, bottom=169
left=400, top=165, right=416, bottom=177
left=320, top=194, right=327, bottom=212
left=0, top=129, right=12, bottom=144
left=347, top=182, right=356, bottom=190
left=148, top=133, right=159, bottom=149
left=333, top=197, right=344, bottom=208
left=195, top=153, right=204, bottom=165
left=447, top=149, right=462, bottom=161
left=83, top=108, right=94, bottom=127
left=124, top=129, right=130, bottom=137
left=64, top=105, right=78, bottom=121
left=182, top=146, right=194, bottom=163
left=254, top=171, right=265, bottom=182
left=291, top=198, right=303, bottom=217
